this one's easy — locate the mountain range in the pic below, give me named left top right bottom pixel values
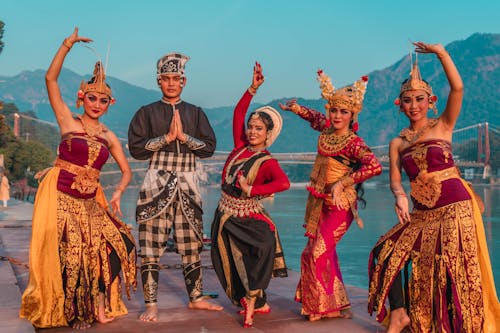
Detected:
left=1, top=33, right=499, bottom=153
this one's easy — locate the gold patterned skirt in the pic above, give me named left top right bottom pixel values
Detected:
left=20, top=167, right=136, bottom=328
left=368, top=199, right=485, bottom=332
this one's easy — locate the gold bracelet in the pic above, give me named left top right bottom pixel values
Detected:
left=62, top=38, right=73, bottom=49
left=248, top=86, right=257, bottom=96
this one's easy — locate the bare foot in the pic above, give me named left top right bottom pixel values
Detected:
left=308, top=314, right=322, bottom=322
left=340, top=308, right=353, bottom=319
left=139, top=303, right=159, bottom=322
left=71, top=319, right=91, bottom=330
left=322, top=311, right=342, bottom=318
left=188, top=298, right=223, bottom=311
left=97, top=293, right=115, bottom=324
left=387, top=307, right=410, bottom=333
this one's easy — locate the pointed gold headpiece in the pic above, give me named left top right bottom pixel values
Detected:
left=394, top=54, right=438, bottom=114
left=76, top=61, right=113, bottom=108
left=317, top=69, right=368, bottom=131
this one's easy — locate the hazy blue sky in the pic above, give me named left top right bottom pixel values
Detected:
left=1, top=0, right=499, bottom=108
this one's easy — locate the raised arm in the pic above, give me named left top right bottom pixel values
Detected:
left=233, top=62, right=265, bottom=148
left=46, top=27, right=92, bottom=133
left=414, top=42, right=463, bottom=130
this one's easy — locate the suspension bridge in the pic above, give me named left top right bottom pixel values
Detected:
left=8, top=113, right=499, bottom=182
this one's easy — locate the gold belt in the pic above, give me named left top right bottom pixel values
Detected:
left=55, top=158, right=100, bottom=194
left=410, top=166, right=460, bottom=208
left=218, top=191, right=264, bottom=217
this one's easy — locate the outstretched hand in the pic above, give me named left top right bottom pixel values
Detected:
left=65, top=27, right=93, bottom=47
left=413, top=41, right=445, bottom=56
left=278, top=99, right=300, bottom=114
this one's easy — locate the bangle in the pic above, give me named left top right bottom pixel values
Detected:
left=248, top=86, right=257, bottom=95
left=62, top=38, right=73, bottom=49
left=392, top=190, right=407, bottom=198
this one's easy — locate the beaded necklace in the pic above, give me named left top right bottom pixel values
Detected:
left=79, top=115, right=106, bottom=138
left=399, top=118, right=438, bottom=144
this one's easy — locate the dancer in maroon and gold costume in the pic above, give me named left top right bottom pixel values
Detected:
left=20, top=28, right=136, bottom=330
left=368, top=42, right=500, bottom=333
left=211, top=63, right=290, bottom=328
left=280, top=71, right=382, bottom=321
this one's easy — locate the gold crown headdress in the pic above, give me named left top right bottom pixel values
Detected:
left=76, top=61, right=114, bottom=108
left=394, top=53, right=438, bottom=114
left=317, top=69, right=368, bottom=131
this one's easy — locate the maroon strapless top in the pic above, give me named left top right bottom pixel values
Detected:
left=57, top=133, right=110, bottom=199
left=400, top=139, right=471, bottom=210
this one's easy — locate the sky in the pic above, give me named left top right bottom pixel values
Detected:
left=1, top=0, right=499, bottom=108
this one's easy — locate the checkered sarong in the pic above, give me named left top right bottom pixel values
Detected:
left=149, top=150, right=196, bottom=172
left=137, top=152, right=203, bottom=258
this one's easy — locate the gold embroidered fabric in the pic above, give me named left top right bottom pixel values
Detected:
left=20, top=168, right=136, bottom=328
left=55, top=158, right=100, bottom=194
left=368, top=200, right=485, bottom=332
left=305, top=155, right=354, bottom=236
left=218, top=191, right=264, bottom=217
left=410, top=167, right=460, bottom=207
left=317, top=130, right=356, bottom=156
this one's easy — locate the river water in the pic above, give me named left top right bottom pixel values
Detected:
left=113, top=183, right=500, bottom=292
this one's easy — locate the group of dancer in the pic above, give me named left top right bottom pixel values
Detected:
left=18, top=27, right=499, bottom=332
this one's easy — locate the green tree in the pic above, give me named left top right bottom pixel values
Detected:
left=2, top=140, right=54, bottom=184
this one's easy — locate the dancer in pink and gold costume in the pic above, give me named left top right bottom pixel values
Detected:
left=280, top=71, right=382, bottom=321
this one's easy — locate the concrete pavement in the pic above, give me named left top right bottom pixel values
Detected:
left=0, top=199, right=385, bottom=332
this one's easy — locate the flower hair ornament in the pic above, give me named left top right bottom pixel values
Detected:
left=394, top=52, right=438, bottom=115
left=317, top=69, right=368, bottom=132
left=76, top=44, right=115, bottom=108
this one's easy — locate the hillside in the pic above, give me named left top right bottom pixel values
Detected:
left=1, top=33, right=499, bottom=153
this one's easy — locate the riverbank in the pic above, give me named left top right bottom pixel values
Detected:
left=0, top=199, right=384, bottom=333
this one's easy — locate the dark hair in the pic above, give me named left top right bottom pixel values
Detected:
left=356, top=183, right=366, bottom=208
left=247, top=111, right=274, bottom=131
